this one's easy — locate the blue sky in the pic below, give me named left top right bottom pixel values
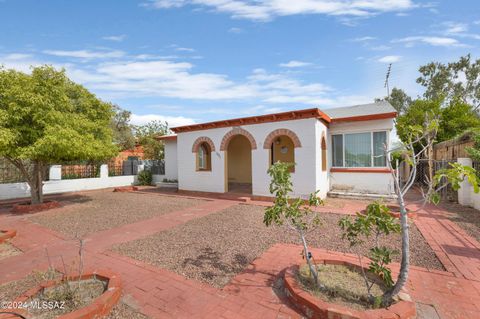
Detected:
left=1, top=0, right=480, bottom=127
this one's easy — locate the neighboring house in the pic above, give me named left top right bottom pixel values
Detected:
left=157, top=101, right=397, bottom=199
left=111, top=144, right=145, bottom=166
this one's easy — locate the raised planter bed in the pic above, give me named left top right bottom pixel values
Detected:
left=284, top=260, right=416, bottom=319
left=113, top=186, right=138, bottom=192
left=11, top=200, right=60, bottom=214
left=0, top=230, right=17, bottom=244
left=12, top=270, right=121, bottom=319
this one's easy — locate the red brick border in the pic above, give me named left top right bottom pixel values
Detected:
left=284, top=261, right=416, bottom=319
left=0, top=229, right=16, bottom=244
left=220, top=127, right=257, bottom=151
left=191, top=136, right=216, bottom=153
left=9, top=270, right=122, bottom=319
left=11, top=200, right=60, bottom=214
left=263, top=128, right=302, bottom=149
left=113, top=186, right=139, bottom=192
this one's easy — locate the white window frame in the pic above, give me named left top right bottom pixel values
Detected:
left=331, top=130, right=389, bottom=168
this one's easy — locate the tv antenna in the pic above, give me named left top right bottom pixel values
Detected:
left=384, top=63, right=392, bottom=97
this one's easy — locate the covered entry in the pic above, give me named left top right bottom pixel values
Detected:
left=220, top=128, right=257, bottom=194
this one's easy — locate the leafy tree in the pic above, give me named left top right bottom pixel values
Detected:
left=135, top=120, right=169, bottom=160
left=339, top=202, right=401, bottom=304
left=417, top=54, right=480, bottom=110
left=111, top=105, right=136, bottom=151
left=0, top=65, right=117, bottom=204
left=438, top=101, right=480, bottom=142
left=376, top=87, right=412, bottom=114
left=396, top=99, right=441, bottom=145
left=385, top=111, right=479, bottom=303
left=264, top=162, right=323, bottom=286
left=467, top=132, right=480, bottom=161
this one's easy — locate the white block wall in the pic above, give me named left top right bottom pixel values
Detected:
left=458, top=158, right=480, bottom=210
left=176, top=118, right=327, bottom=198
left=0, top=164, right=137, bottom=201
left=328, top=118, right=395, bottom=195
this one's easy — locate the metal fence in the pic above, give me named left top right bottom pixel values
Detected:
left=143, top=160, right=165, bottom=175
left=108, top=160, right=139, bottom=176
left=61, top=164, right=101, bottom=179
left=0, top=159, right=49, bottom=184
left=415, top=159, right=457, bottom=200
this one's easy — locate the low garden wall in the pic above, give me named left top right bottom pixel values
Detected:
left=0, top=164, right=139, bottom=201
left=458, top=158, right=480, bottom=210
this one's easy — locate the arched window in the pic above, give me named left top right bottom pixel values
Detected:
left=321, top=136, right=327, bottom=171
left=197, top=142, right=211, bottom=171
left=270, top=135, right=295, bottom=172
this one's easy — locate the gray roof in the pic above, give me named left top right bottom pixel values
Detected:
left=322, top=101, right=396, bottom=119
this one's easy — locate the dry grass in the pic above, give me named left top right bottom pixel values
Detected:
left=113, top=204, right=444, bottom=288
left=29, top=190, right=206, bottom=237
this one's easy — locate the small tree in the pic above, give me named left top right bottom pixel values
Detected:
left=135, top=120, right=169, bottom=160
left=264, top=162, right=323, bottom=285
left=0, top=66, right=117, bottom=204
left=384, top=106, right=480, bottom=302
left=339, top=202, right=401, bottom=305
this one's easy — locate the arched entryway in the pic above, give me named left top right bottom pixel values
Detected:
left=221, top=128, right=255, bottom=194
left=264, top=129, right=301, bottom=172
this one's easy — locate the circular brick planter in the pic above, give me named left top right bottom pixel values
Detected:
left=0, top=230, right=17, bottom=244
left=11, top=200, right=60, bottom=214
left=113, top=186, right=138, bottom=192
left=13, top=270, right=122, bottom=319
left=284, top=261, right=416, bottom=319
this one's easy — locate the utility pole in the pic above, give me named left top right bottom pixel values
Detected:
left=384, top=63, right=392, bottom=97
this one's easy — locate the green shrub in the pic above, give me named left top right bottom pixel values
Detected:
left=137, top=170, right=152, bottom=185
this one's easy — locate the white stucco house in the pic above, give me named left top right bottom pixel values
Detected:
left=158, top=101, right=397, bottom=199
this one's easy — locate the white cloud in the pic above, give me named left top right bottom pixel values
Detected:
left=279, top=60, right=312, bottom=68
left=3, top=53, right=33, bottom=60
left=130, top=113, right=196, bottom=126
left=229, top=27, right=243, bottom=33
left=43, top=49, right=125, bottom=59
left=102, top=35, right=127, bottom=42
left=370, top=45, right=391, bottom=51
left=378, top=55, right=401, bottom=63
left=144, top=0, right=417, bottom=21
left=443, top=22, right=468, bottom=35
left=393, top=36, right=466, bottom=47
left=351, top=36, right=376, bottom=42
left=175, top=47, right=195, bottom=52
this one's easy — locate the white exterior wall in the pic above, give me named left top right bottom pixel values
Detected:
left=0, top=164, right=137, bottom=200
left=177, top=118, right=325, bottom=198
left=164, top=140, right=178, bottom=180
left=328, top=118, right=395, bottom=195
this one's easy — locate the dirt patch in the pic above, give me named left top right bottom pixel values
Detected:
left=297, top=264, right=386, bottom=311
left=106, top=301, right=149, bottom=319
left=0, top=242, right=22, bottom=260
left=113, top=204, right=444, bottom=288
left=0, top=270, right=61, bottom=303
left=440, top=201, right=480, bottom=242
left=29, top=189, right=206, bottom=237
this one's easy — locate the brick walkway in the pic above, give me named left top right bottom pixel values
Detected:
left=1, top=189, right=480, bottom=318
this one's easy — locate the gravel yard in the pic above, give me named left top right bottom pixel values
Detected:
left=0, top=242, right=21, bottom=260
left=29, top=190, right=206, bottom=237
left=440, top=201, right=480, bottom=242
left=113, top=204, right=444, bottom=288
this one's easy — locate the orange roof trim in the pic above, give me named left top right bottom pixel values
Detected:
left=331, top=112, right=397, bottom=123
left=156, top=135, right=177, bottom=141
left=171, top=108, right=331, bottom=133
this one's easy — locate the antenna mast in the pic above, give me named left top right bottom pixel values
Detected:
left=384, top=63, right=392, bottom=97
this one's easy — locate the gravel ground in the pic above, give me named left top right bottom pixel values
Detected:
left=106, top=302, right=149, bottom=319
left=113, top=204, right=444, bottom=288
left=29, top=190, right=206, bottom=237
left=0, top=242, right=22, bottom=260
left=440, top=201, right=480, bottom=242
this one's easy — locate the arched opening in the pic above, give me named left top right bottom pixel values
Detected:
left=321, top=136, right=327, bottom=171
left=269, top=135, right=295, bottom=172
left=196, top=142, right=212, bottom=171
left=226, top=134, right=252, bottom=193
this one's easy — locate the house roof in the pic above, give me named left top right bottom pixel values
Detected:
left=156, top=134, right=177, bottom=141
left=170, top=101, right=396, bottom=133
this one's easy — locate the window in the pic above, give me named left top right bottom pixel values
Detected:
left=332, top=131, right=388, bottom=168
left=197, top=143, right=211, bottom=171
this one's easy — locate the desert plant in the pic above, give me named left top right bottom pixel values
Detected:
left=137, top=170, right=152, bottom=185
left=264, top=161, right=323, bottom=286
left=339, top=202, right=401, bottom=305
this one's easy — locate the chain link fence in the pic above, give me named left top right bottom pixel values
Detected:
left=414, top=159, right=457, bottom=201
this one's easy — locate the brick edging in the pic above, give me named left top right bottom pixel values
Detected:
left=0, top=229, right=16, bottom=244
left=113, top=186, right=139, bottom=192
left=7, top=270, right=122, bottom=319
left=11, top=200, right=61, bottom=214
left=284, top=261, right=416, bottom=319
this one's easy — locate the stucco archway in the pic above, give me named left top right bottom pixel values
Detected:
left=263, top=129, right=302, bottom=149
left=220, top=127, right=257, bottom=151
left=192, top=136, right=215, bottom=153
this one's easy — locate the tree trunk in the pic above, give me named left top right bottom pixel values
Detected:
left=29, top=161, right=44, bottom=204
left=384, top=195, right=409, bottom=301
left=299, top=230, right=319, bottom=286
